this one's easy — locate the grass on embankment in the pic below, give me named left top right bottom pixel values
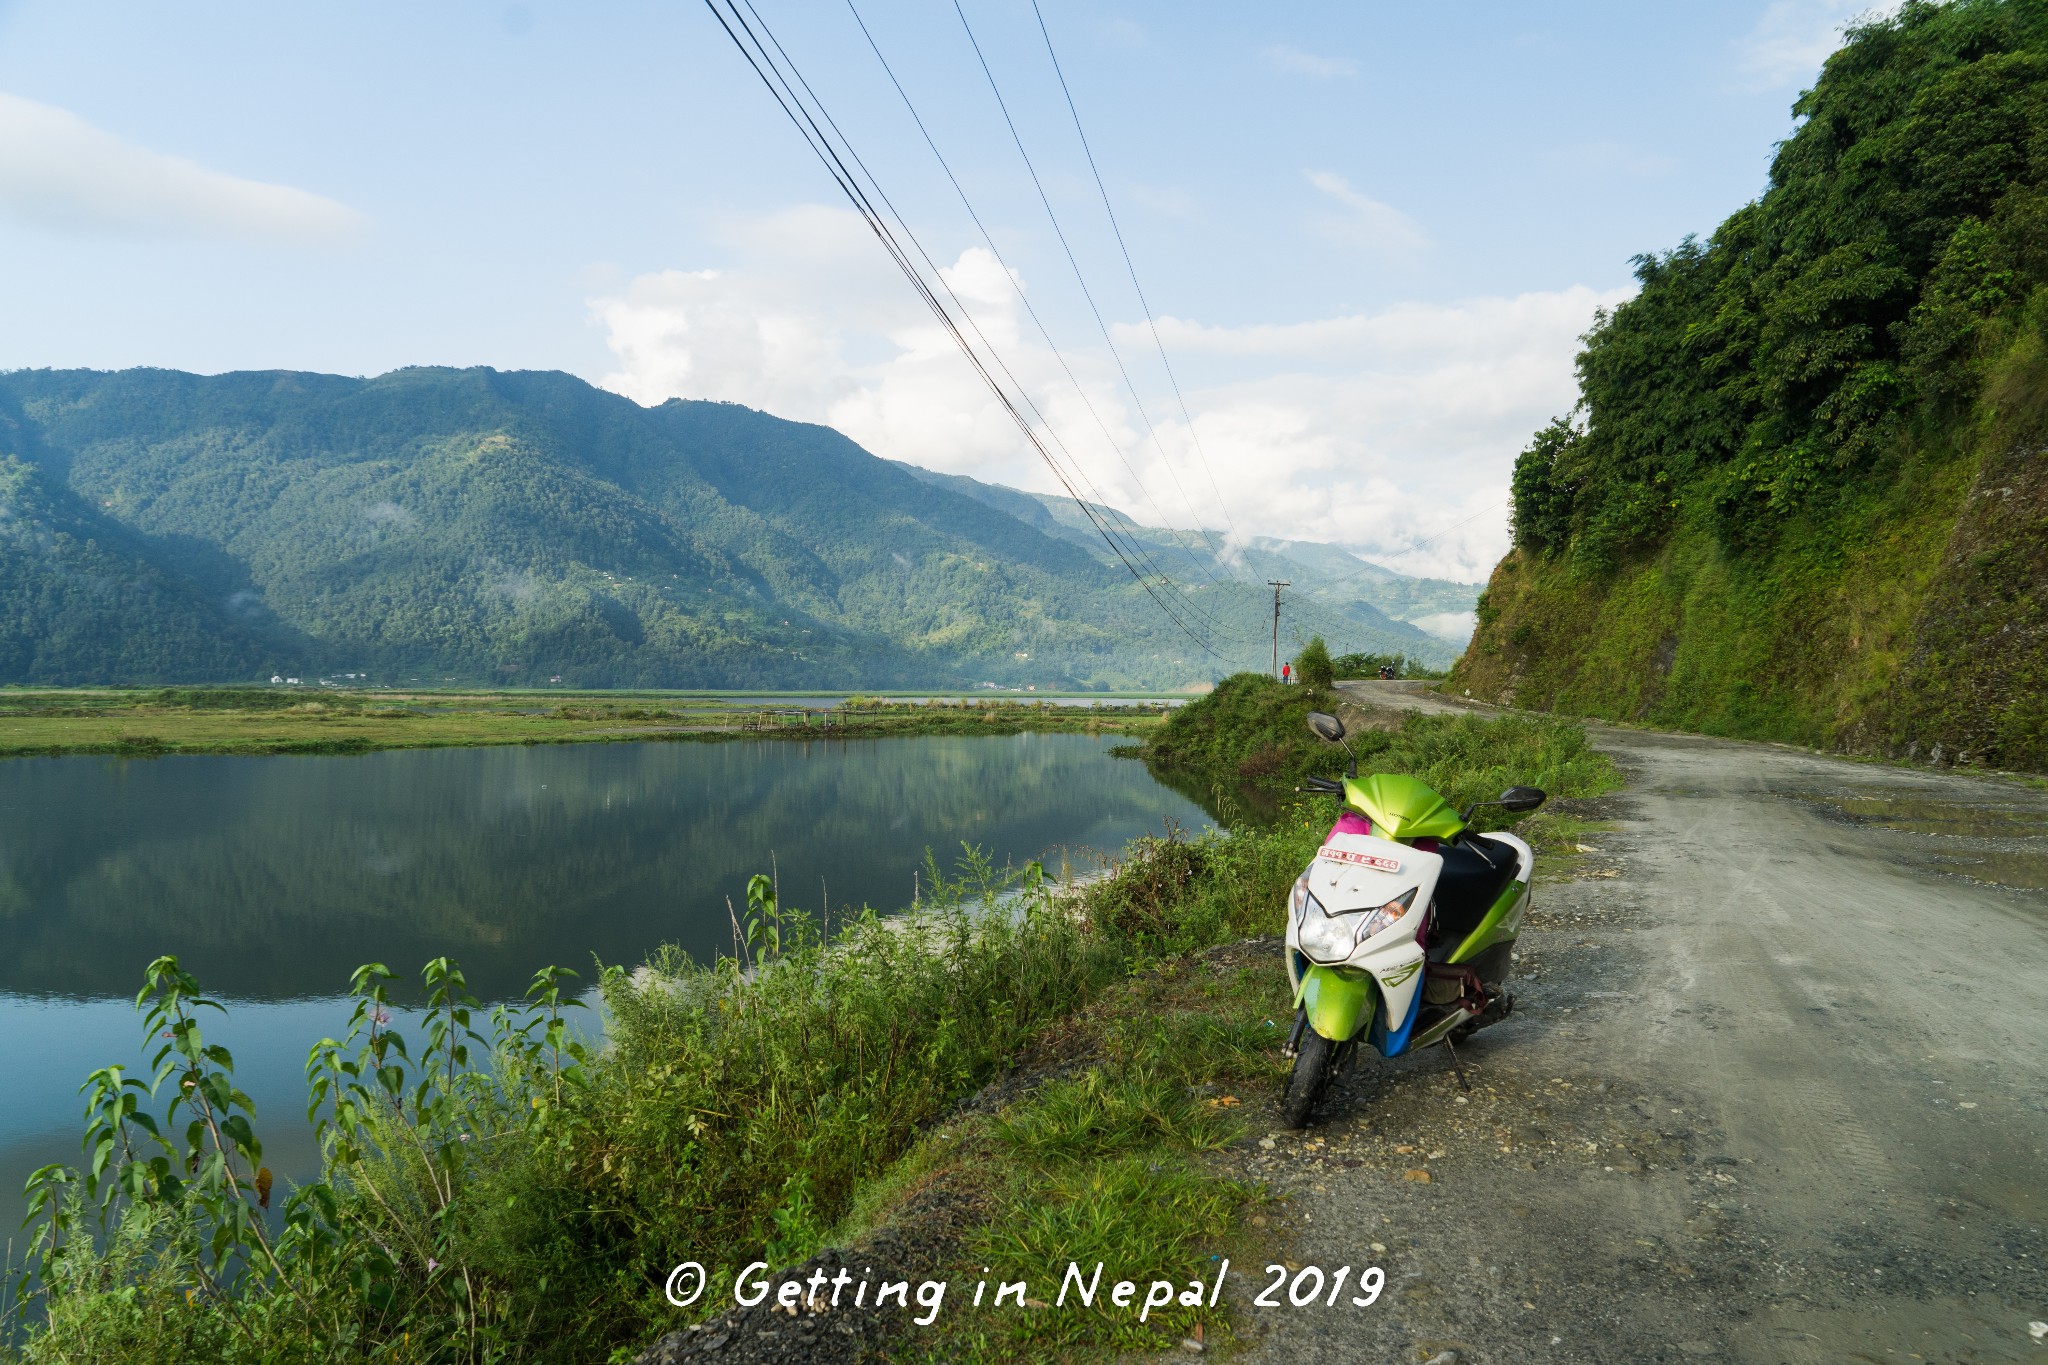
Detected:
left=8, top=692, right=1619, bottom=1364
left=1130, top=673, right=1620, bottom=849
left=0, top=688, right=1167, bottom=758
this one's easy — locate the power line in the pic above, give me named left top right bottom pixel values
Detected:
left=727, top=0, right=1250, bottom=652
left=839, top=0, right=1260, bottom=649
left=741, top=0, right=1205, bottom=640
left=1027, top=0, right=1250, bottom=564
left=701, top=0, right=1229, bottom=658
left=950, top=0, right=1244, bottom=591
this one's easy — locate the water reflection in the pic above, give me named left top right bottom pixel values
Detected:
left=0, top=734, right=1215, bottom=1004
left=0, top=735, right=1219, bottom=1234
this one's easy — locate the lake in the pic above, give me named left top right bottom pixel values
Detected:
left=0, top=733, right=1215, bottom=1240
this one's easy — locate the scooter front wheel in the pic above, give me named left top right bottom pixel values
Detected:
left=1282, top=1028, right=1335, bottom=1128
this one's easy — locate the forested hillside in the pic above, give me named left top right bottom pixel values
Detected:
left=0, top=367, right=1441, bottom=688
left=896, top=462, right=1474, bottom=660
left=1454, top=0, right=2048, bottom=771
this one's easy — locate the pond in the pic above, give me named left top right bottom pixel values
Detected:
left=0, top=733, right=1215, bottom=1239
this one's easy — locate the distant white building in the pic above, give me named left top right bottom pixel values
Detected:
left=270, top=674, right=283, bottom=684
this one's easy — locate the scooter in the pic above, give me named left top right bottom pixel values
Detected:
left=1281, top=709, right=1545, bottom=1127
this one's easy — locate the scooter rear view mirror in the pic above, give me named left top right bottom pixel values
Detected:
left=1305, top=711, right=1356, bottom=777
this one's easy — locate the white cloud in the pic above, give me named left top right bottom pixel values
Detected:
left=1412, top=610, right=1480, bottom=641
left=0, top=90, right=364, bottom=243
left=590, top=203, right=1630, bottom=582
left=1305, top=170, right=1430, bottom=258
left=1264, top=44, right=1357, bottom=79
left=1110, top=285, right=1631, bottom=579
left=1736, top=1, right=1901, bottom=89
left=593, top=205, right=1038, bottom=479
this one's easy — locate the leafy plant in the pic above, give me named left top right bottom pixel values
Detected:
left=21, top=956, right=299, bottom=1326
left=1292, top=635, right=1335, bottom=692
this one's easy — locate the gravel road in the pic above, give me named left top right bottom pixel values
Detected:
left=1226, top=682, right=2048, bottom=1365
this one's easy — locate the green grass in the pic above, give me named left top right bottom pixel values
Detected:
left=828, top=842, right=1306, bottom=1361
left=0, top=689, right=1166, bottom=758
left=8, top=702, right=1623, bottom=1364
left=1128, top=672, right=1330, bottom=786
left=1133, top=672, right=1621, bottom=823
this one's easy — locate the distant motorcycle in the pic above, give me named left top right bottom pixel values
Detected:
left=1378, top=664, right=1397, bottom=680
left=1281, top=710, right=1545, bottom=1127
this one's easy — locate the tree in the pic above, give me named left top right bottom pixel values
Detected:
left=1294, top=635, right=1335, bottom=692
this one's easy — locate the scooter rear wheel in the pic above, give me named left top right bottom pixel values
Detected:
left=1282, top=1029, right=1335, bottom=1128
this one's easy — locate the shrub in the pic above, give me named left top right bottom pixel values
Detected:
left=1293, top=635, right=1335, bottom=692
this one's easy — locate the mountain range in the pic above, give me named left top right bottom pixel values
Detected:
left=0, top=366, right=1477, bottom=690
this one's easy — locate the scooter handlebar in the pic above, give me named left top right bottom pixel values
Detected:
left=1296, top=776, right=1345, bottom=794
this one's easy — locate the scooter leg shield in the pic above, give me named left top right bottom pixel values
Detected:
left=1295, top=964, right=1377, bottom=1042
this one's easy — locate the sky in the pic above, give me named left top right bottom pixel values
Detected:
left=0, top=0, right=1895, bottom=581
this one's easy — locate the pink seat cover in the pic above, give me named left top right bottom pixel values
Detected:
left=1325, top=812, right=1372, bottom=843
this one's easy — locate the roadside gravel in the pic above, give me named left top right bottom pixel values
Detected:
left=1224, top=690, right=2048, bottom=1365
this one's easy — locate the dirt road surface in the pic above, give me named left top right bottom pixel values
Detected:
left=1228, top=681, right=2047, bottom=1365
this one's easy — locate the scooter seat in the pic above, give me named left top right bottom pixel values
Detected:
left=1432, top=835, right=1518, bottom=938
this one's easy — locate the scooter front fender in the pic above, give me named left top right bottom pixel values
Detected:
left=1294, top=963, right=1378, bottom=1043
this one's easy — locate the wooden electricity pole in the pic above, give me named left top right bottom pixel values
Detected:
left=1268, top=580, right=1290, bottom=678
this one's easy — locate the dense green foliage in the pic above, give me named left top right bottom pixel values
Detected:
left=1510, top=0, right=2048, bottom=565
left=0, top=455, right=275, bottom=682
left=1134, top=673, right=1330, bottom=784
left=1468, top=0, right=2048, bottom=769
left=1292, top=634, right=1336, bottom=691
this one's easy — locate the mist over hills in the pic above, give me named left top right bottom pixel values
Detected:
left=897, top=464, right=1484, bottom=645
left=0, top=366, right=1472, bottom=689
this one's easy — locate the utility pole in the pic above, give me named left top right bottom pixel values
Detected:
left=1268, top=580, right=1290, bottom=678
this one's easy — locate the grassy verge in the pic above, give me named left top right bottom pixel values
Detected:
left=1130, top=673, right=1619, bottom=842
left=0, top=690, right=1167, bottom=758
left=6, top=703, right=1620, bottom=1364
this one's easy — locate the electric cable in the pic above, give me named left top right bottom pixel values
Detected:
left=730, top=0, right=1251, bottom=652
left=950, top=0, right=1245, bottom=588
left=1027, top=0, right=1251, bottom=564
left=844, top=0, right=1254, bottom=621
left=701, top=0, right=1235, bottom=659
left=732, top=0, right=1265, bottom=654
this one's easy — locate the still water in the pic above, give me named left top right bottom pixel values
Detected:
left=0, top=733, right=1213, bottom=1238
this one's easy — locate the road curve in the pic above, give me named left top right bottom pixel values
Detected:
left=1230, top=681, right=2047, bottom=1364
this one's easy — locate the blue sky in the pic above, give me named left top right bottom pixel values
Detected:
left=0, top=1, right=1887, bottom=578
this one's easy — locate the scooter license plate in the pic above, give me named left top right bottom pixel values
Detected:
left=1317, top=847, right=1401, bottom=873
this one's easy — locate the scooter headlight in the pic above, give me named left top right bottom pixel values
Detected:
left=1352, top=888, right=1419, bottom=946
left=1290, top=872, right=1320, bottom=927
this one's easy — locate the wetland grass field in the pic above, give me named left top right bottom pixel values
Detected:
left=0, top=687, right=1176, bottom=758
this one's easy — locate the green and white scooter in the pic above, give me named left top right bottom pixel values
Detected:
left=1282, top=709, right=1546, bottom=1127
